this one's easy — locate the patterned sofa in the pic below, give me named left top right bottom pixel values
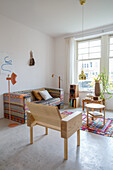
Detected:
left=3, top=88, right=64, bottom=124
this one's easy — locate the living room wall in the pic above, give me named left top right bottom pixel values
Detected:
left=0, top=15, right=55, bottom=118
left=55, top=37, right=113, bottom=111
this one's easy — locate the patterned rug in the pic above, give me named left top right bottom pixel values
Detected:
left=61, top=111, right=113, bottom=137
left=81, top=114, right=113, bottom=137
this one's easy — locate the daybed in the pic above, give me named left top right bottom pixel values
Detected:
left=3, top=87, right=64, bottom=124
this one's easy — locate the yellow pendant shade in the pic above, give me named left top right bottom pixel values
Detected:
left=80, top=0, right=86, bottom=5
left=79, top=70, right=86, bottom=80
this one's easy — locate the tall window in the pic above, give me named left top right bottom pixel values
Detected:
left=77, top=38, right=101, bottom=90
left=109, top=36, right=113, bottom=90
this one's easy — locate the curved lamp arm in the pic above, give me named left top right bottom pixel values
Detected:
left=52, top=74, right=63, bottom=88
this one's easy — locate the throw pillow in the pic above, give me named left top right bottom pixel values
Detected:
left=39, top=90, right=52, bottom=100
left=32, top=88, right=45, bottom=100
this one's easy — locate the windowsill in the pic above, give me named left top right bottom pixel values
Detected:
left=79, top=90, right=90, bottom=93
left=79, top=88, right=94, bottom=93
left=79, top=90, right=113, bottom=95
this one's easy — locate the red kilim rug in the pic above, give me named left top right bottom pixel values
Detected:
left=81, top=114, right=113, bottom=137
left=61, top=111, right=113, bottom=137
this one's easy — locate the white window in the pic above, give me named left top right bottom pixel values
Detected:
left=109, top=36, right=113, bottom=91
left=77, top=38, right=101, bottom=90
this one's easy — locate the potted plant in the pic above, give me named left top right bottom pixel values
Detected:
left=97, top=68, right=113, bottom=105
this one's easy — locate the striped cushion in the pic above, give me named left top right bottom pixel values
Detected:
left=32, top=97, right=60, bottom=106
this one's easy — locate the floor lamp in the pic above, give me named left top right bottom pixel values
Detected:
left=52, top=74, right=62, bottom=88
left=6, top=72, right=18, bottom=127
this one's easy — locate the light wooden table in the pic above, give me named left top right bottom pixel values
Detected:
left=85, top=103, right=105, bottom=126
left=82, top=98, right=103, bottom=111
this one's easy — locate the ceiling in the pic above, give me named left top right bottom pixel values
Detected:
left=0, top=0, right=113, bottom=37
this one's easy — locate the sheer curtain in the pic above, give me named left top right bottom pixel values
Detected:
left=65, top=37, right=75, bottom=102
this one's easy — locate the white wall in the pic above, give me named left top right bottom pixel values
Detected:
left=54, top=38, right=69, bottom=102
left=0, top=15, right=55, bottom=118
left=55, top=37, right=113, bottom=111
left=54, top=38, right=66, bottom=88
left=54, top=37, right=69, bottom=103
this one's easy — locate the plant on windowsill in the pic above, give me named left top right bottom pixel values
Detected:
left=96, top=68, right=113, bottom=105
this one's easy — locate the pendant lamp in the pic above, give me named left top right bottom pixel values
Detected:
left=79, top=0, right=86, bottom=80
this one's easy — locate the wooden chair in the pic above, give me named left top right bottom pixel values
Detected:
left=27, top=102, right=82, bottom=160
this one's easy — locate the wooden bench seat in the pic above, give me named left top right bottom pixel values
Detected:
left=27, top=102, right=82, bottom=160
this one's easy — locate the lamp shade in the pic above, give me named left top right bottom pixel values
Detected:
left=79, top=70, right=86, bottom=80
left=11, top=72, right=17, bottom=85
left=80, top=0, right=86, bottom=5
left=6, top=72, right=17, bottom=85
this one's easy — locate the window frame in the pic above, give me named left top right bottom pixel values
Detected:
left=109, top=35, right=113, bottom=92
left=75, top=37, right=101, bottom=91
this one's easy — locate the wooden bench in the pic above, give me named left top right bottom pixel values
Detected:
left=27, top=102, right=82, bottom=160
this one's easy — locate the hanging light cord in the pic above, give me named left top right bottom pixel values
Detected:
left=82, top=4, right=84, bottom=71
left=78, top=0, right=86, bottom=86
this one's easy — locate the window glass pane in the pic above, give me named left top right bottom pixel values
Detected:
left=78, top=60, right=100, bottom=89
left=89, top=53, right=101, bottom=59
left=110, top=51, right=113, bottom=57
left=89, top=40, right=101, bottom=47
left=89, top=47, right=101, bottom=53
left=110, top=37, right=113, bottom=44
left=109, top=58, right=113, bottom=89
left=78, top=54, right=88, bottom=60
left=78, top=41, right=88, bottom=49
left=78, top=48, right=88, bottom=55
left=110, top=44, right=113, bottom=51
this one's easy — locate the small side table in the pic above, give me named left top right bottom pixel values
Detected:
left=82, top=98, right=103, bottom=111
left=85, top=103, right=105, bottom=126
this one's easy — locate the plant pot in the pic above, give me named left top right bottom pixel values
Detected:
left=103, top=98, right=105, bottom=105
left=95, top=82, right=100, bottom=96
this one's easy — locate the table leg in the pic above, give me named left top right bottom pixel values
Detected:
left=91, top=108, right=94, bottom=120
left=82, top=101, right=84, bottom=111
left=87, top=108, right=89, bottom=126
left=103, top=108, right=105, bottom=125
left=100, top=101, right=102, bottom=112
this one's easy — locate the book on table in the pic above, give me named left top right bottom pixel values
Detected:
left=85, top=97, right=91, bottom=100
left=89, top=111, right=103, bottom=117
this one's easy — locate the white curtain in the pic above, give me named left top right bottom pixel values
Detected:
left=65, top=37, right=75, bottom=97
